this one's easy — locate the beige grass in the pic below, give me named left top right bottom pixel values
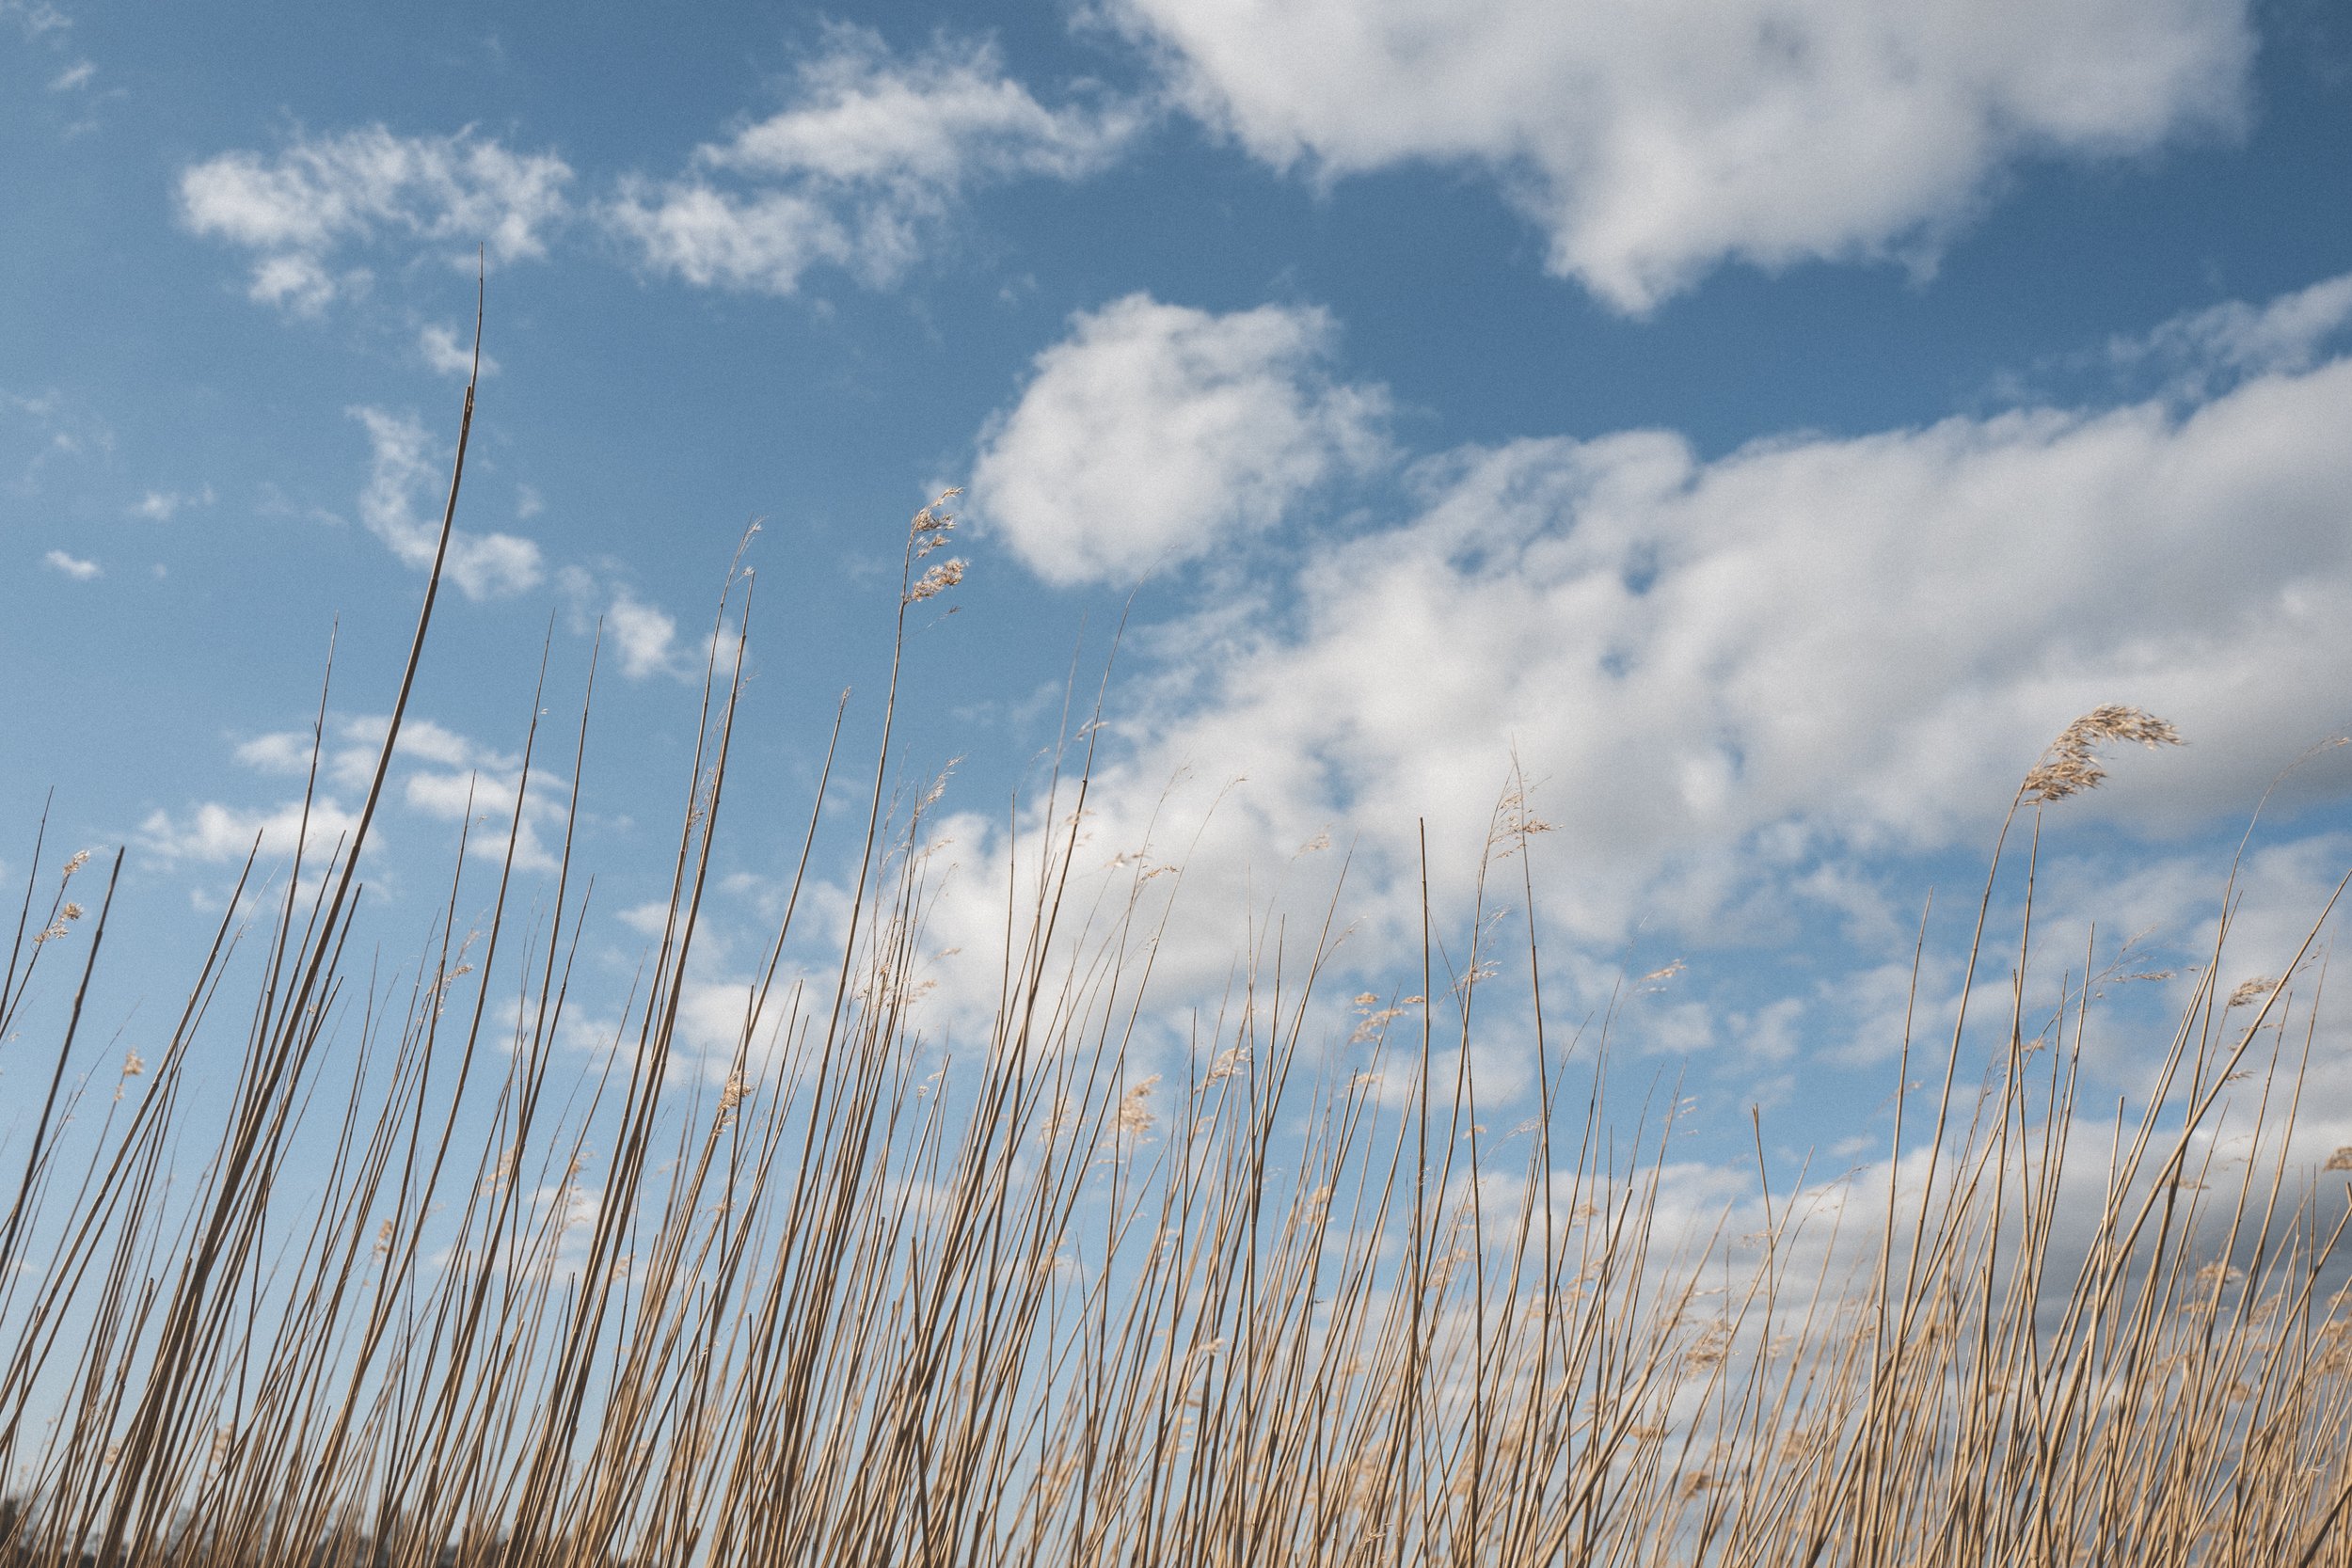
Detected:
left=1, top=349, right=2348, bottom=1567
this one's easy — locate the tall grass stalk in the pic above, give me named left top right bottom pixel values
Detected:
left=3, top=356, right=2349, bottom=1567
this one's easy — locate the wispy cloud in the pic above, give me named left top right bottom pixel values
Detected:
left=555, top=565, right=710, bottom=682
left=40, top=547, right=98, bottom=579
left=971, top=294, right=1389, bottom=584
left=179, top=125, right=573, bottom=315
left=0, top=0, right=71, bottom=40
left=400, top=763, right=568, bottom=873
left=2111, top=270, right=2352, bottom=395
left=418, top=322, right=499, bottom=378
left=231, top=730, right=314, bottom=774
left=2, top=386, right=113, bottom=491
left=138, top=796, right=365, bottom=867
left=604, top=588, right=682, bottom=679
left=129, top=484, right=214, bottom=521
left=1109, top=0, right=2253, bottom=311
left=176, top=34, right=1142, bottom=313
left=352, top=405, right=543, bottom=598
left=239, top=714, right=518, bottom=790
left=336, top=714, right=569, bottom=873
left=606, top=26, right=1142, bottom=294
left=204, top=713, right=572, bottom=875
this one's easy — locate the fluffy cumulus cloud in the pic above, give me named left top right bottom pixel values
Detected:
left=1109, top=0, right=2252, bottom=310
left=969, top=294, right=1389, bottom=583
left=606, top=26, right=1139, bottom=293
left=179, top=125, right=573, bottom=314
left=352, top=406, right=544, bottom=599
left=924, top=280, right=2352, bottom=1038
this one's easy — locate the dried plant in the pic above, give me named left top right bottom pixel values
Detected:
left=1, top=373, right=2348, bottom=1568
left=2021, top=704, right=2183, bottom=803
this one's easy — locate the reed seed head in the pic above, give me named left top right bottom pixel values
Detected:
left=2228, top=976, right=2278, bottom=1008
left=906, top=558, right=966, bottom=603
left=2022, top=705, right=2183, bottom=802
left=1115, top=1075, right=1159, bottom=1137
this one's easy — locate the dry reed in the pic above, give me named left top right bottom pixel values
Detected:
left=2, top=341, right=2348, bottom=1567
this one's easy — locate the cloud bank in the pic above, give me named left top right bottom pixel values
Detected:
left=179, top=5, right=2258, bottom=314
left=931, top=280, right=2352, bottom=1028
left=1109, top=0, right=2252, bottom=309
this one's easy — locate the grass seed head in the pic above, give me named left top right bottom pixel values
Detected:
left=906, top=558, right=965, bottom=603
left=2228, top=975, right=2278, bottom=1008
left=1115, top=1074, right=1160, bottom=1138
left=2023, top=704, right=2183, bottom=802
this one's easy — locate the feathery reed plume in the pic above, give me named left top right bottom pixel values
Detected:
left=2021, top=703, right=2183, bottom=802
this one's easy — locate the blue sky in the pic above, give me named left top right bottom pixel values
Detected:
left=6, top=0, right=2352, bottom=1176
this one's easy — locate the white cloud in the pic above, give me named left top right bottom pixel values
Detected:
left=139, top=797, right=366, bottom=867
left=606, top=27, right=1140, bottom=293
left=384, top=717, right=485, bottom=769
left=419, top=322, right=499, bottom=378
left=46, top=59, right=90, bottom=91
left=318, top=714, right=501, bottom=774
left=3, top=387, right=112, bottom=489
left=606, top=589, right=681, bottom=680
left=556, top=566, right=694, bottom=681
left=924, top=303, right=2352, bottom=1034
left=2114, top=269, right=2352, bottom=394
left=209, top=713, right=566, bottom=873
left=40, top=547, right=98, bottom=579
left=970, top=294, right=1389, bottom=584
left=1110, top=0, right=2251, bottom=310
left=617, top=900, right=673, bottom=938
left=0, top=0, right=69, bottom=39
left=402, top=764, right=567, bottom=873
left=233, top=731, right=313, bottom=773
left=352, top=406, right=544, bottom=598
left=129, top=484, right=214, bottom=520
left=236, top=714, right=512, bottom=791
left=179, top=125, right=572, bottom=315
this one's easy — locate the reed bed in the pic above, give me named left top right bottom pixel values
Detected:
left=3, top=357, right=2349, bottom=1567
